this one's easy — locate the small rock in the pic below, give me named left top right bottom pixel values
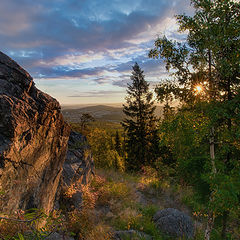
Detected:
left=114, top=230, right=152, bottom=240
left=153, top=208, right=194, bottom=239
left=46, top=232, right=74, bottom=240
left=71, top=191, right=83, bottom=209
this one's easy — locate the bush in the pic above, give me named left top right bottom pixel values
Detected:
left=87, top=128, right=125, bottom=171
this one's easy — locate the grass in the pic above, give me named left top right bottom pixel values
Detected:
left=3, top=166, right=238, bottom=239
left=90, top=168, right=164, bottom=239
left=63, top=167, right=198, bottom=240
left=54, top=167, right=168, bottom=239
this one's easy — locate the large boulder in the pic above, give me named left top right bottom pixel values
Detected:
left=153, top=208, right=194, bottom=239
left=0, top=51, right=70, bottom=214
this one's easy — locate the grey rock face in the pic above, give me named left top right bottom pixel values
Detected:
left=0, top=51, right=70, bottom=214
left=153, top=208, right=194, bottom=239
left=56, top=131, right=94, bottom=209
left=114, top=230, right=152, bottom=240
left=62, top=131, right=94, bottom=187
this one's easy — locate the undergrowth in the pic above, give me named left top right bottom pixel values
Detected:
left=2, top=167, right=238, bottom=239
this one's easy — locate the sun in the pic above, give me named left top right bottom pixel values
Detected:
left=194, top=85, right=203, bottom=94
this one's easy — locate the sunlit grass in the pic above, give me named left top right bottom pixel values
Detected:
left=1, top=167, right=222, bottom=239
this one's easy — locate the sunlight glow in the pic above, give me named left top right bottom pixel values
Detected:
left=194, top=85, right=203, bottom=94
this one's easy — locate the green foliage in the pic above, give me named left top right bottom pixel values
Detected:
left=207, top=174, right=240, bottom=215
left=71, top=119, right=126, bottom=172
left=0, top=209, right=66, bottom=240
left=150, top=0, right=240, bottom=238
left=150, top=0, right=240, bottom=104
left=0, top=189, right=5, bottom=195
left=14, top=233, right=25, bottom=240
left=155, top=100, right=240, bottom=238
left=159, top=108, right=209, bottom=180
left=122, top=63, right=158, bottom=170
left=70, top=120, right=123, bottom=135
left=87, top=127, right=125, bottom=171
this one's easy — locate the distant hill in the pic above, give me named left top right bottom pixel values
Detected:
left=62, top=105, right=163, bottom=123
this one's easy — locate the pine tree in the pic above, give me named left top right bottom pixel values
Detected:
left=121, top=63, right=157, bottom=170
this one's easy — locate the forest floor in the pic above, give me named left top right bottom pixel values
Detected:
left=71, top=167, right=205, bottom=240
left=1, top=165, right=238, bottom=239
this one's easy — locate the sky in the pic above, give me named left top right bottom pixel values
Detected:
left=0, top=0, right=193, bottom=105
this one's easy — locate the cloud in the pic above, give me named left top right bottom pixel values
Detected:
left=39, top=52, right=105, bottom=67
left=68, top=90, right=125, bottom=98
left=0, top=0, right=193, bottom=103
left=34, top=66, right=107, bottom=79
left=1, top=0, right=191, bottom=54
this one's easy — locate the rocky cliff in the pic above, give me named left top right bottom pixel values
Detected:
left=0, top=51, right=70, bottom=214
left=56, top=131, right=94, bottom=210
left=63, top=131, right=94, bottom=186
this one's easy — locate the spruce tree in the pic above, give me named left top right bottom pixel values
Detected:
left=121, top=63, right=157, bottom=170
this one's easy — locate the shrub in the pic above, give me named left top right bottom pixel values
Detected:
left=88, top=128, right=125, bottom=171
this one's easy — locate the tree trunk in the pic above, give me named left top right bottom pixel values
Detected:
left=210, top=127, right=217, bottom=174
left=204, top=49, right=217, bottom=240
left=205, top=211, right=215, bottom=240
left=204, top=127, right=216, bottom=240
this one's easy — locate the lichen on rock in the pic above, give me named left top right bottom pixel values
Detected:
left=153, top=208, right=194, bottom=239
